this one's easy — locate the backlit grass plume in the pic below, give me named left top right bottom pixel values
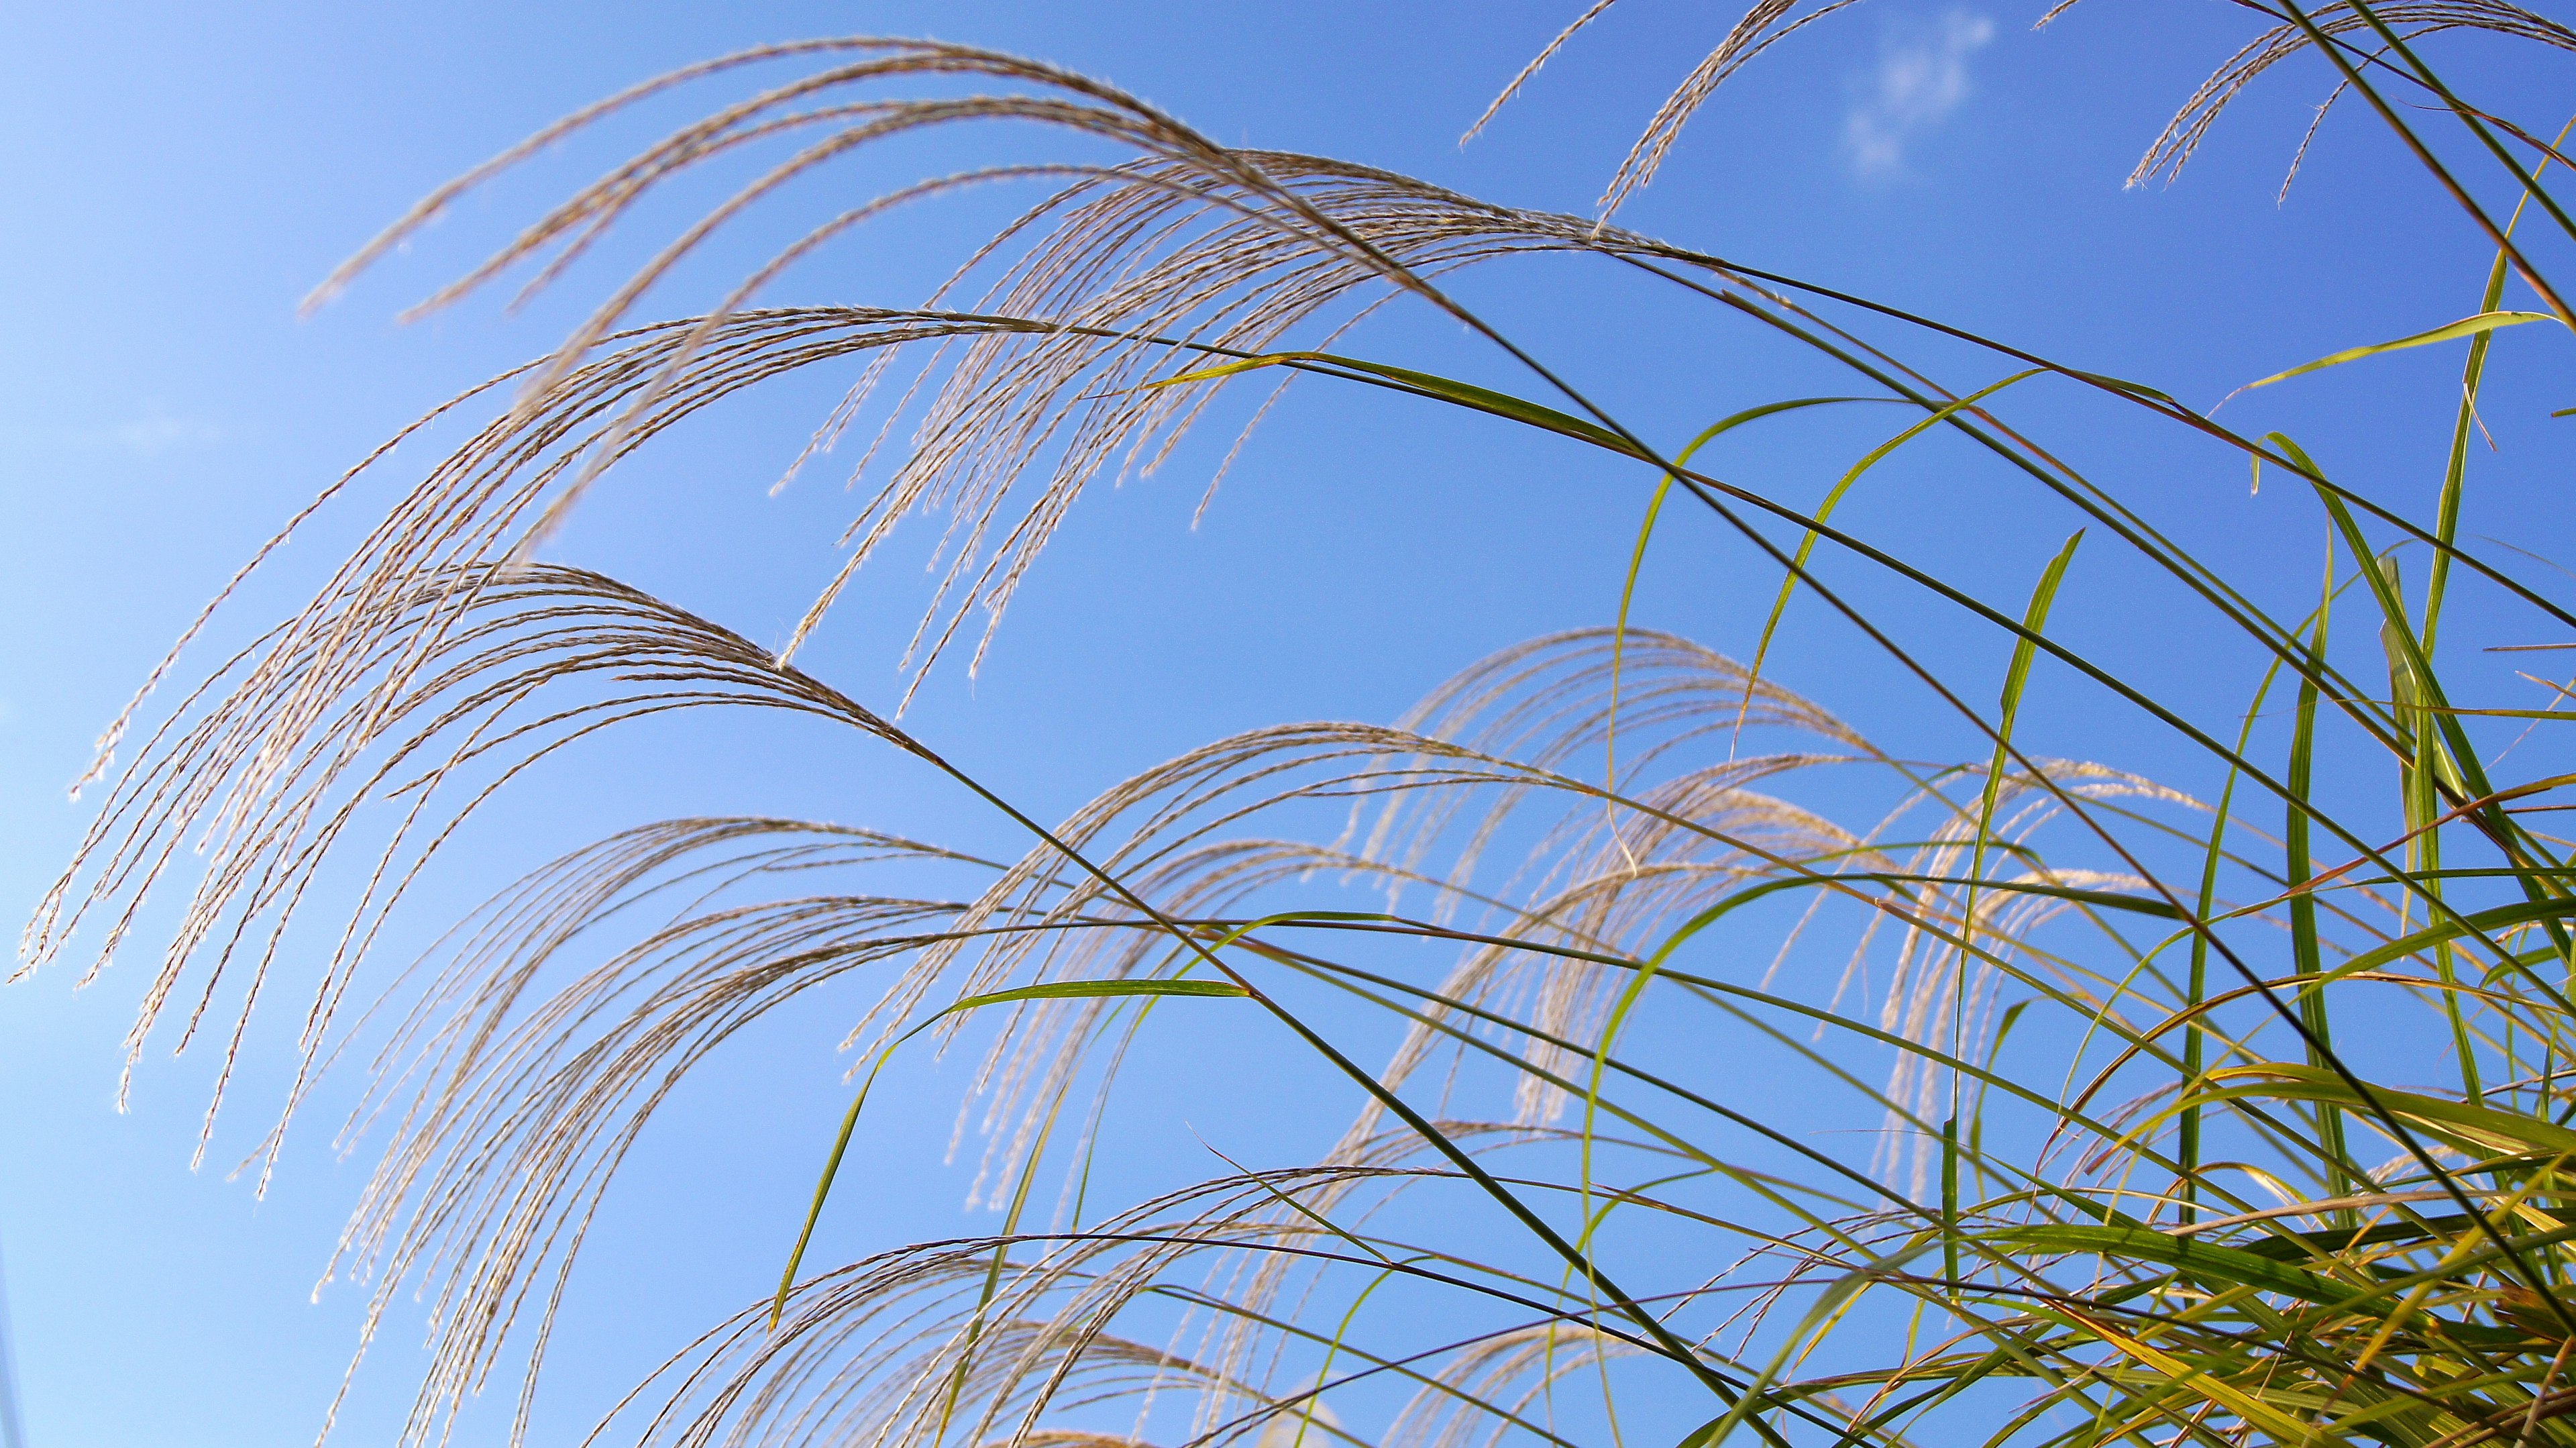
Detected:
left=26, top=9, right=2576, bottom=1448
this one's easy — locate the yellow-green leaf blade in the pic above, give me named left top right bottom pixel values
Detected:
left=2251, top=311, right=2560, bottom=389
left=771, top=976, right=1250, bottom=1327
left=1992, top=1223, right=2361, bottom=1308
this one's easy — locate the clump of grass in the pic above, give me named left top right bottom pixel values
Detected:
left=25, top=7, right=2576, bottom=1447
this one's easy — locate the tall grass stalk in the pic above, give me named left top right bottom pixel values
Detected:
left=23, top=7, right=2576, bottom=1446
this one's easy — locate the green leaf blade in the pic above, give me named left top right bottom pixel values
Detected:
left=2250, top=310, right=2559, bottom=389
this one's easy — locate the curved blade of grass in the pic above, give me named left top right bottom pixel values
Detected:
left=1741, top=370, right=2047, bottom=715
left=1951, top=527, right=2083, bottom=1278
left=1265, top=911, right=2226, bottom=1229
left=1150, top=350, right=1633, bottom=450
left=1627, top=241, right=2576, bottom=652
left=1991, top=1225, right=2361, bottom=1308
left=2294, top=439, right=2576, bottom=1003
left=2423, top=252, right=2522, bottom=648
left=772, top=976, right=1247, bottom=1328
left=2247, top=311, right=2558, bottom=391
left=1675, top=1239, right=1938, bottom=1448
left=2324, top=897, right=2576, bottom=980
left=2196, top=1064, right=2576, bottom=1157
left=2182, top=648, right=2295, bottom=1222
left=1611, top=396, right=1880, bottom=792
left=2279, top=517, right=2354, bottom=1204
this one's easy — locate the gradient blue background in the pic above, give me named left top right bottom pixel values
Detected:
left=4, top=3, right=2563, bottom=1445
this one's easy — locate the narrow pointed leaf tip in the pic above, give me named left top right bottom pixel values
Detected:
left=949, top=978, right=1250, bottom=1009
left=1150, top=351, right=1633, bottom=451
left=2250, top=311, right=2561, bottom=390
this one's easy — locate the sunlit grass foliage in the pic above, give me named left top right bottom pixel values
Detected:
left=25, top=6, right=2576, bottom=1446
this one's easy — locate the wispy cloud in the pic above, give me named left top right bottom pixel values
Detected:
left=1844, top=10, right=1994, bottom=178
left=0, top=405, right=229, bottom=457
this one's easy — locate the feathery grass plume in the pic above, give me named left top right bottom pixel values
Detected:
left=1481, top=0, right=2576, bottom=214
left=35, top=11, right=2576, bottom=1448
left=1467, top=0, right=1876, bottom=218
left=2104, top=0, right=2576, bottom=191
left=25, top=558, right=934, bottom=1165
left=2065, top=0, right=2576, bottom=290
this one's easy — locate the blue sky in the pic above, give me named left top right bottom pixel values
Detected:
left=3, top=3, right=2568, bottom=1446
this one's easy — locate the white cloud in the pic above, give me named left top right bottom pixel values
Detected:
left=102, top=411, right=227, bottom=455
left=0, top=405, right=228, bottom=456
left=1844, top=10, right=1995, bottom=178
